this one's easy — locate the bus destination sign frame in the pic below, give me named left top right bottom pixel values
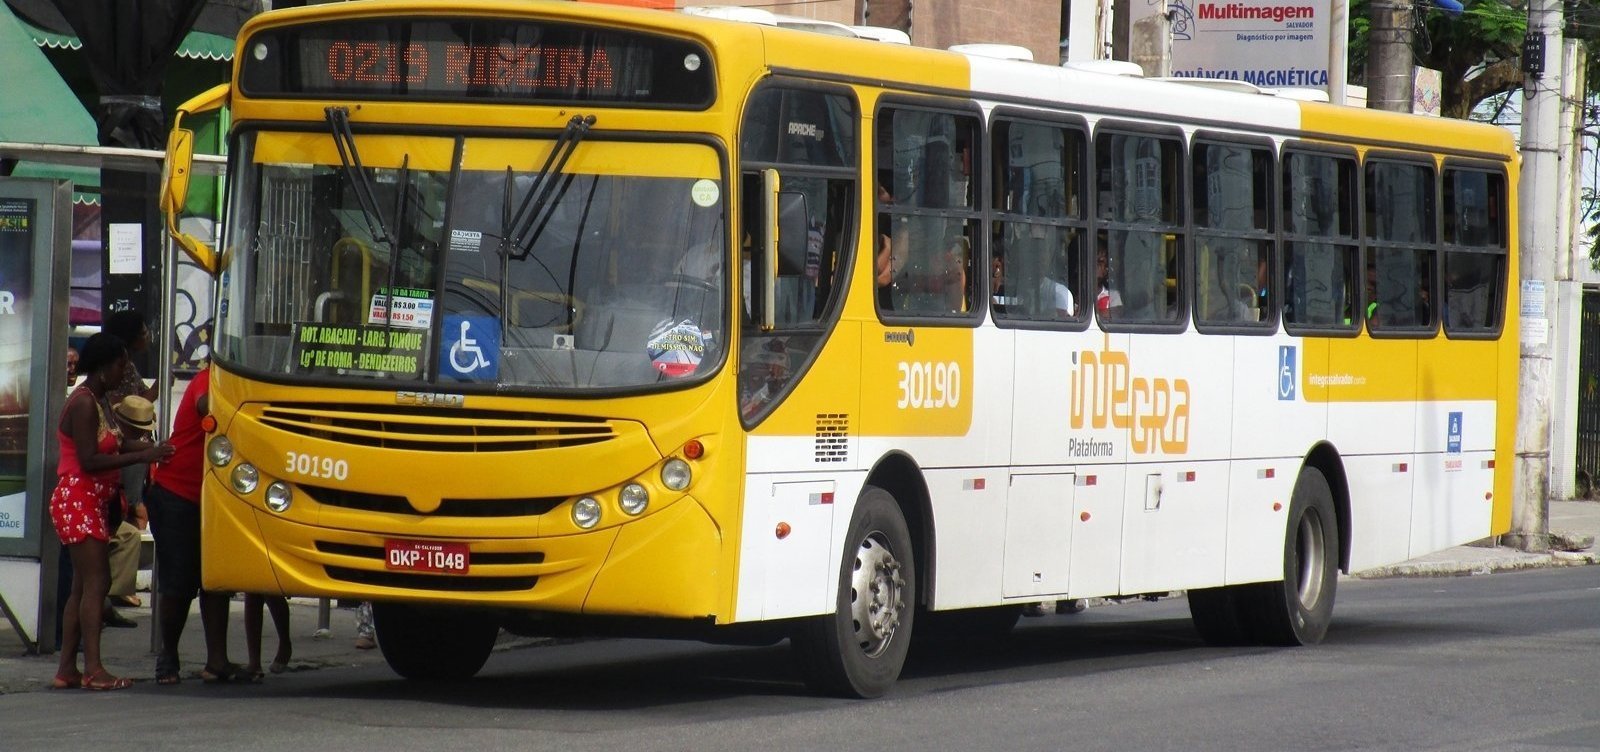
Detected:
left=239, top=16, right=716, bottom=108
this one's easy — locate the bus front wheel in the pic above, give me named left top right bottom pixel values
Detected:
left=373, top=602, right=499, bottom=680
left=791, top=486, right=916, bottom=698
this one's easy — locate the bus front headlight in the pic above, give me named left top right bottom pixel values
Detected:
left=661, top=459, right=691, bottom=491
left=264, top=481, right=292, bottom=513
left=619, top=483, right=649, bottom=515
left=231, top=463, right=259, bottom=494
left=207, top=436, right=233, bottom=467
left=572, top=497, right=601, bottom=529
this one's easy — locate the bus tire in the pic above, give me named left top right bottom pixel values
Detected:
left=1187, top=585, right=1251, bottom=646
left=1250, top=466, right=1339, bottom=646
left=792, top=486, right=915, bottom=698
left=373, top=602, right=499, bottom=681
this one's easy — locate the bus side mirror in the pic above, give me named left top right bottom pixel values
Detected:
left=162, top=126, right=216, bottom=272
left=162, top=84, right=230, bottom=273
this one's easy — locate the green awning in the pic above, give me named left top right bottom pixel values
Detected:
left=0, top=0, right=99, bottom=204
left=12, top=12, right=235, bottom=61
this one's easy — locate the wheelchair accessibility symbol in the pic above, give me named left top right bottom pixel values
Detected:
left=441, top=314, right=499, bottom=380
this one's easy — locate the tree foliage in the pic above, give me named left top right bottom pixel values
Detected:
left=1348, top=0, right=1600, bottom=119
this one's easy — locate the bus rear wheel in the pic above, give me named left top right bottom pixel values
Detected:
left=1188, top=466, right=1339, bottom=646
left=792, top=486, right=916, bottom=698
left=373, top=602, right=500, bottom=680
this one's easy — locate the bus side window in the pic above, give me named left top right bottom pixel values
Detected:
left=877, top=106, right=980, bottom=319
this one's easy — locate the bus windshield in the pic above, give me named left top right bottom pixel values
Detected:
left=217, top=130, right=728, bottom=391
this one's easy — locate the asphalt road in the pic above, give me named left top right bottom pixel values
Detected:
left=4, top=567, right=1596, bottom=752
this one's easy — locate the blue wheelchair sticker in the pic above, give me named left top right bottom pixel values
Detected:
left=1277, top=346, right=1296, bottom=401
left=441, top=314, right=499, bottom=381
left=1447, top=412, right=1462, bottom=454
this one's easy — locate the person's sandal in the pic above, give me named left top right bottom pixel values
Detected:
left=50, top=670, right=83, bottom=690
left=200, top=663, right=250, bottom=684
left=155, top=654, right=181, bottom=685
left=81, top=670, right=134, bottom=691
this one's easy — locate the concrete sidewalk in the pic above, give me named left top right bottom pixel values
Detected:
left=0, top=596, right=392, bottom=694
left=2, top=501, right=1596, bottom=695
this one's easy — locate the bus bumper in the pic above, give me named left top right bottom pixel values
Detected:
left=200, top=474, right=722, bottom=618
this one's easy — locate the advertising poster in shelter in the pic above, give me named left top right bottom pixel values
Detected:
left=0, top=198, right=34, bottom=537
left=1134, top=0, right=1332, bottom=92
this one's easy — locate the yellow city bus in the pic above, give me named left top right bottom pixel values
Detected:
left=162, top=0, right=1516, bottom=697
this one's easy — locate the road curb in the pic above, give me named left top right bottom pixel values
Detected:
left=1353, top=550, right=1600, bottom=579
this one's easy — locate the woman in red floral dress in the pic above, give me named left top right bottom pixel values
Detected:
left=50, top=333, right=173, bottom=691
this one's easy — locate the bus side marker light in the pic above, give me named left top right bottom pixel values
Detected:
left=1079, top=512, right=1091, bottom=522
left=1180, top=471, right=1196, bottom=483
left=1273, top=502, right=1283, bottom=512
left=1076, top=476, right=1097, bottom=487
left=1485, top=492, right=1492, bottom=501
left=1483, top=460, right=1495, bottom=469
left=964, top=478, right=986, bottom=490
left=683, top=439, right=705, bottom=460
left=775, top=522, right=791, bottom=539
left=200, top=415, right=218, bottom=433
left=1393, top=463, right=1408, bottom=473
left=1258, top=468, right=1275, bottom=479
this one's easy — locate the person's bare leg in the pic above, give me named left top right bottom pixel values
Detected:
left=243, top=593, right=264, bottom=674
left=199, top=591, right=234, bottom=672
left=55, top=549, right=84, bottom=682
left=266, top=596, right=292, bottom=671
left=69, top=539, right=111, bottom=677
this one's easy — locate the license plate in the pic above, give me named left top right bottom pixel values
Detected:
left=384, top=539, right=470, bottom=575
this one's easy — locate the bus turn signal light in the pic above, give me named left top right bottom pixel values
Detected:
left=200, top=415, right=217, bottom=433
left=683, top=439, right=705, bottom=459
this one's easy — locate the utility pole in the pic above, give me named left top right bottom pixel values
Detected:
left=1550, top=40, right=1588, bottom=502
left=1366, top=0, right=1413, bottom=111
left=1512, top=0, right=1563, bottom=552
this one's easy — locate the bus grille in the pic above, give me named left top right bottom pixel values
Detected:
left=257, top=403, right=616, bottom=452
left=301, top=485, right=565, bottom=517
left=316, top=542, right=545, bottom=566
left=815, top=413, right=849, bottom=463
left=325, top=566, right=539, bottom=592
left=318, top=542, right=544, bottom=592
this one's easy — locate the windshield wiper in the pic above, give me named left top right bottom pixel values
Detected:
left=382, top=155, right=411, bottom=328
left=503, top=114, right=595, bottom=262
left=325, top=106, right=393, bottom=249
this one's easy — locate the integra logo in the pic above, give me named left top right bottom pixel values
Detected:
left=1069, top=335, right=1191, bottom=455
left=883, top=329, right=915, bottom=346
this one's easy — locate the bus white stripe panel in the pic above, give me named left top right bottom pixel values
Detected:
left=1120, top=460, right=1229, bottom=594
left=963, top=57, right=1302, bottom=135
left=1344, top=454, right=1416, bottom=572
left=926, top=467, right=1008, bottom=610
left=734, top=468, right=865, bottom=622
left=1226, top=461, right=1293, bottom=585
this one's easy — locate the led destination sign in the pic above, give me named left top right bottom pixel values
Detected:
left=240, top=17, right=714, bottom=107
